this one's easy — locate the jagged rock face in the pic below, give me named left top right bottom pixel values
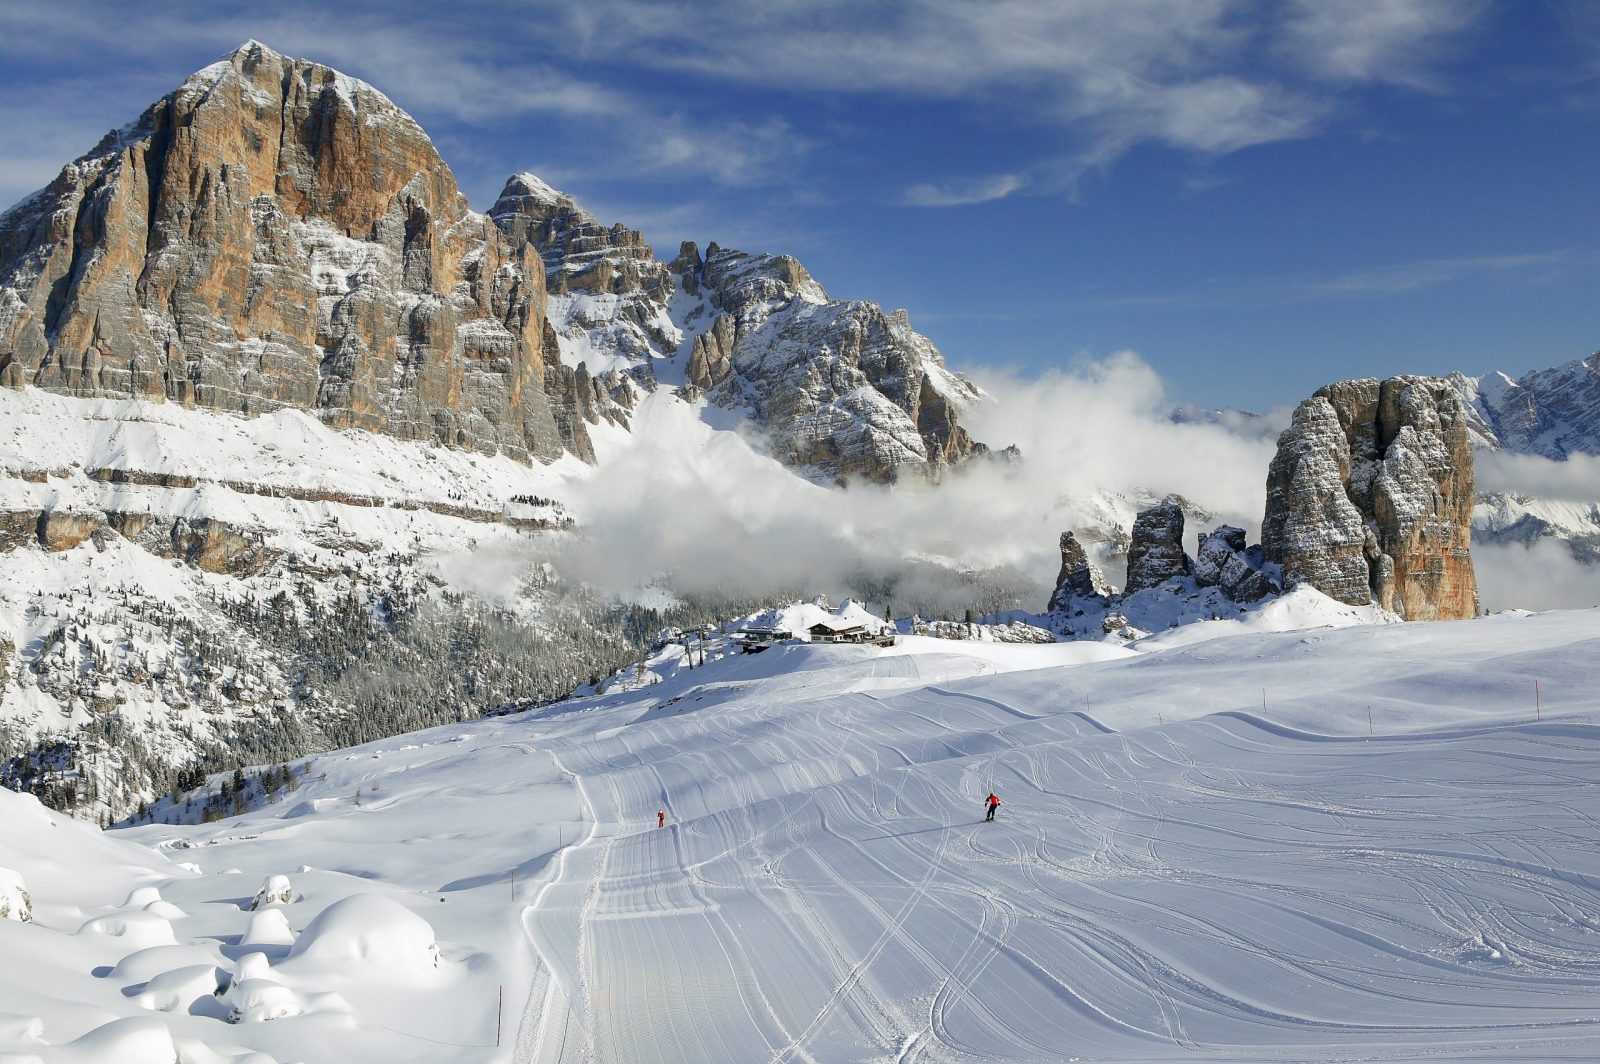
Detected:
left=1125, top=501, right=1191, bottom=593
left=686, top=313, right=736, bottom=391
left=490, top=174, right=678, bottom=366
left=0, top=41, right=563, bottom=463
left=1449, top=353, right=1600, bottom=459
left=1263, top=376, right=1476, bottom=620
left=485, top=170, right=989, bottom=483
left=1192, top=525, right=1276, bottom=603
left=1048, top=530, right=1109, bottom=609
left=671, top=242, right=985, bottom=483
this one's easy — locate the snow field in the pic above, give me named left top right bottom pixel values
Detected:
left=4, top=605, right=1600, bottom=1060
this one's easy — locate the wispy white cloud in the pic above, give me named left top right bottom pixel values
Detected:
left=1477, top=450, right=1600, bottom=502
left=1305, top=250, right=1578, bottom=296
left=1475, top=539, right=1600, bottom=612
left=1066, top=249, right=1584, bottom=313
left=0, top=1, right=815, bottom=209
left=1278, top=0, right=1488, bottom=89
left=553, top=0, right=1487, bottom=205
left=904, top=173, right=1030, bottom=207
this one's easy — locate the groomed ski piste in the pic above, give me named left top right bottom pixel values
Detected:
left=5, top=597, right=1600, bottom=1062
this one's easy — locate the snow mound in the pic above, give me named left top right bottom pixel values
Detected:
left=0, top=867, right=30, bottom=922
left=234, top=952, right=272, bottom=983
left=133, top=963, right=222, bottom=1014
left=121, top=886, right=163, bottom=908
left=222, top=977, right=303, bottom=1024
left=0, top=1013, right=43, bottom=1043
left=49, top=1016, right=177, bottom=1064
left=221, top=952, right=349, bottom=1024
left=76, top=910, right=177, bottom=950
left=110, top=943, right=227, bottom=984
left=142, top=899, right=188, bottom=920
left=241, top=907, right=296, bottom=948
left=285, top=894, right=439, bottom=977
left=249, top=874, right=295, bottom=910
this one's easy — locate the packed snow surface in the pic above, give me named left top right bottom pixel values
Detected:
left=5, top=606, right=1600, bottom=1060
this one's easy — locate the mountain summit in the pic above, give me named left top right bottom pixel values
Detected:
left=0, top=42, right=987, bottom=483
left=0, top=41, right=571, bottom=462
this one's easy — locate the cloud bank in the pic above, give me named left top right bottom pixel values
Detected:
left=553, top=350, right=1600, bottom=618
left=1475, top=541, right=1600, bottom=613
left=1472, top=448, right=1600, bottom=613
left=556, top=351, right=1282, bottom=615
left=1476, top=450, right=1600, bottom=503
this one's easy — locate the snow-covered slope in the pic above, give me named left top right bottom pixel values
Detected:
left=1451, top=354, right=1600, bottom=460
left=5, top=604, right=1600, bottom=1061
left=1476, top=492, right=1600, bottom=564
left=0, top=386, right=651, bottom=824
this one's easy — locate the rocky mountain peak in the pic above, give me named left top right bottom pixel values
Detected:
left=1263, top=375, right=1476, bottom=620
left=0, top=42, right=565, bottom=462
left=692, top=242, right=829, bottom=319
left=1449, top=352, right=1600, bottom=459
left=489, top=174, right=661, bottom=290
left=1125, top=500, right=1192, bottom=593
left=1048, top=530, right=1110, bottom=609
left=2, top=41, right=991, bottom=485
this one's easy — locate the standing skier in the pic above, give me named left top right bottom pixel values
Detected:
left=658, top=810, right=666, bottom=828
left=984, top=792, right=1000, bottom=822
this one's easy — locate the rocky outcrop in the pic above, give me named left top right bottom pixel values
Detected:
left=1192, top=525, right=1276, bottom=603
left=1263, top=376, right=1476, bottom=620
left=1048, top=531, right=1110, bottom=609
left=685, top=313, right=736, bottom=391
left=0, top=41, right=564, bottom=463
left=490, top=173, right=677, bottom=368
left=912, top=619, right=1054, bottom=643
left=1124, top=501, right=1191, bottom=593
left=0, top=867, right=30, bottom=923
left=670, top=242, right=985, bottom=483
left=1046, top=505, right=1277, bottom=641
left=36, top=510, right=103, bottom=552
left=1, top=503, right=280, bottom=575
left=131, top=514, right=282, bottom=576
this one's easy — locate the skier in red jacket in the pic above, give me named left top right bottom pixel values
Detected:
left=658, top=810, right=665, bottom=828
left=984, top=792, right=1000, bottom=822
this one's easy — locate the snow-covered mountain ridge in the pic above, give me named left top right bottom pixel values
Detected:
left=1445, top=356, right=1600, bottom=566
left=488, top=171, right=987, bottom=483
left=1450, top=353, right=1600, bottom=459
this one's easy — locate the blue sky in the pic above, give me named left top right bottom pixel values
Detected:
left=3, top=0, right=1598, bottom=409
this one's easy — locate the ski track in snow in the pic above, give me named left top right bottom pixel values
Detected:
left=21, top=608, right=1595, bottom=1062
left=489, top=620, right=1600, bottom=1061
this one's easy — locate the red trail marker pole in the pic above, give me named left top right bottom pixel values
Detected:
left=1367, top=705, right=1373, bottom=734
left=497, top=984, right=503, bottom=1047
left=1536, top=680, right=1541, bottom=721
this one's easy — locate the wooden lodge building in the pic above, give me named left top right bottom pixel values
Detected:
left=806, top=620, right=897, bottom=647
